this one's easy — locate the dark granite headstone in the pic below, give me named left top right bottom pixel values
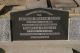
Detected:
left=11, top=8, right=69, bottom=40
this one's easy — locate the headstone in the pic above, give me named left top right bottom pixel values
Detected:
left=0, top=17, right=11, bottom=41
left=69, top=16, right=80, bottom=40
left=11, top=8, right=69, bottom=40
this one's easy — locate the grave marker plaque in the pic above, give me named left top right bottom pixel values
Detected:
left=11, top=8, right=69, bottom=40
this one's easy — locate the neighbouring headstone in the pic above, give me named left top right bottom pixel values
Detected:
left=0, top=17, right=11, bottom=41
left=11, top=8, right=69, bottom=40
left=69, top=16, right=80, bottom=40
